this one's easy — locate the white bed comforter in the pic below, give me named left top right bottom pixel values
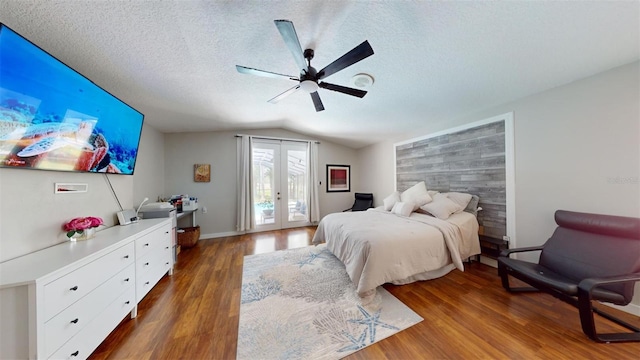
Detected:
left=312, top=208, right=480, bottom=297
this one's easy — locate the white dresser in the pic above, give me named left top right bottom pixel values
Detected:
left=0, top=218, right=172, bottom=360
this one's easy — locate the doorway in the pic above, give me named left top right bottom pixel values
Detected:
left=252, top=140, right=309, bottom=230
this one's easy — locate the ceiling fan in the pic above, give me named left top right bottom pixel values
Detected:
left=236, top=20, right=374, bottom=112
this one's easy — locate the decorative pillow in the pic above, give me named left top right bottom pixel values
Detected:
left=445, top=192, right=473, bottom=214
left=427, top=190, right=439, bottom=197
left=419, top=195, right=462, bottom=220
left=391, top=201, right=414, bottom=217
left=400, top=181, right=432, bottom=210
left=383, top=191, right=401, bottom=211
left=463, top=195, right=480, bottom=217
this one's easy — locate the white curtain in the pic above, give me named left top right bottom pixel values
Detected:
left=307, top=141, right=321, bottom=223
left=236, top=135, right=254, bottom=231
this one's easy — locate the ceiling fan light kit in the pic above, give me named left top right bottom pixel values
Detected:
left=300, top=80, right=319, bottom=93
left=236, top=19, right=374, bottom=112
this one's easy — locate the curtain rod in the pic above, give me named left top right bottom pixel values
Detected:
left=235, top=134, right=320, bottom=144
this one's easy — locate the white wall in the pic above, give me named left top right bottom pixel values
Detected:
left=133, top=123, right=165, bottom=206
left=357, top=61, right=640, bottom=311
left=0, top=168, right=133, bottom=262
left=164, top=128, right=359, bottom=238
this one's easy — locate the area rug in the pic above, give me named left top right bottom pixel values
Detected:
left=237, top=244, right=423, bottom=360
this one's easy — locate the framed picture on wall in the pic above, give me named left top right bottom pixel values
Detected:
left=326, top=164, right=350, bottom=192
left=194, top=164, right=211, bottom=182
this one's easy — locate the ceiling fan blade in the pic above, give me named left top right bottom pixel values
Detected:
left=317, top=40, right=374, bottom=80
left=274, top=20, right=307, bottom=71
left=236, top=65, right=298, bottom=81
left=268, top=84, right=301, bottom=104
left=319, top=82, right=367, bottom=98
left=310, top=91, right=325, bottom=112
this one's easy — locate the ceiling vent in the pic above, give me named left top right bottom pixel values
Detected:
left=351, top=73, right=374, bottom=88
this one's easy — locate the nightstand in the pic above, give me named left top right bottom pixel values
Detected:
left=479, top=234, right=509, bottom=259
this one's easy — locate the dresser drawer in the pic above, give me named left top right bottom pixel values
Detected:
left=136, top=245, right=170, bottom=276
left=136, top=259, right=170, bottom=302
left=47, top=287, right=135, bottom=360
left=44, top=243, right=135, bottom=321
left=135, top=225, right=171, bottom=260
left=44, top=263, right=135, bottom=358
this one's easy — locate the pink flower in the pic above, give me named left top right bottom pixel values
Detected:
left=87, top=216, right=103, bottom=228
left=63, top=216, right=103, bottom=238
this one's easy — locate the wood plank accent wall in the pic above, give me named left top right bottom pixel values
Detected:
left=396, top=121, right=506, bottom=238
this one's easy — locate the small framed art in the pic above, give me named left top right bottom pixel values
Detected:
left=326, top=164, right=350, bottom=192
left=194, top=164, right=211, bottom=182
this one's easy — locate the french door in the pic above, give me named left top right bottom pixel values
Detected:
left=252, top=140, right=309, bottom=231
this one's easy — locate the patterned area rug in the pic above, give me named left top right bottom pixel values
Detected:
left=237, top=244, right=423, bottom=360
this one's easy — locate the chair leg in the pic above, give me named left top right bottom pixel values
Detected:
left=577, top=289, right=640, bottom=343
left=498, top=262, right=511, bottom=290
left=498, top=264, right=539, bottom=292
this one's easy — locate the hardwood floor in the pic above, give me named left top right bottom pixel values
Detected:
left=90, top=227, right=640, bottom=360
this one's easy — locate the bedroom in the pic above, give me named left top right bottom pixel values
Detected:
left=0, top=1, right=639, bottom=359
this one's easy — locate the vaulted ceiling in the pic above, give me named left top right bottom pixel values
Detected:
left=1, top=1, right=638, bottom=148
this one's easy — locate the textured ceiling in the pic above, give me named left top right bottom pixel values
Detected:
left=1, top=1, right=638, bottom=148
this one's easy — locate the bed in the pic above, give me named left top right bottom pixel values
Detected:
left=312, top=196, right=480, bottom=301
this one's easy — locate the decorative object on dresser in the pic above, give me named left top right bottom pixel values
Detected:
left=63, top=216, right=104, bottom=241
left=237, top=244, right=422, bottom=360
left=0, top=218, right=173, bottom=359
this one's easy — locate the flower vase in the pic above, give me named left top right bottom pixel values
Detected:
left=70, top=227, right=96, bottom=241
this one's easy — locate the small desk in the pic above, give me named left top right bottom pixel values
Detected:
left=177, top=209, right=197, bottom=227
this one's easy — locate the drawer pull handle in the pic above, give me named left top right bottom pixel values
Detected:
left=124, top=255, right=129, bottom=259
left=145, top=281, right=150, bottom=285
left=70, top=318, right=79, bottom=324
left=69, top=286, right=78, bottom=291
left=124, top=278, right=130, bottom=282
left=165, top=231, right=169, bottom=234
left=71, top=351, right=79, bottom=357
left=165, top=246, right=169, bottom=249
left=125, top=301, right=130, bottom=305
left=145, top=262, right=150, bottom=266
left=166, top=262, right=170, bottom=265
left=144, top=243, right=150, bottom=247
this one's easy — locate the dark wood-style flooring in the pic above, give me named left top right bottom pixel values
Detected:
left=90, top=227, right=640, bottom=359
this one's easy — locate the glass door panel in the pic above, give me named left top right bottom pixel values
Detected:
left=282, top=144, right=308, bottom=227
left=252, top=142, right=280, bottom=230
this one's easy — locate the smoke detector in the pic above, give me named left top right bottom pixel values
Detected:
left=351, top=73, right=374, bottom=88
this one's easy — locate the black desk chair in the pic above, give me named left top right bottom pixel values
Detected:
left=343, top=193, right=374, bottom=212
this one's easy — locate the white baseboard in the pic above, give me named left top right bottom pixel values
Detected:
left=199, top=231, right=244, bottom=240
left=601, top=301, right=640, bottom=317
left=479, top=256, right=498, bottom=268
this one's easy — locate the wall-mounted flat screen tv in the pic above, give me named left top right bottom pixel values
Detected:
left=0, top=23, right=144, bottom=175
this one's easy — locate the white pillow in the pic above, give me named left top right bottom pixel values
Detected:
left=383, top=191, right=401, bottom=211
left=391, top=201, right=414, bottom=217
left=427, top=190, right=439, bottom=197
left=419, top=195, right=462, bottom=220
left=445, top=192, right=473, bottom=214
left=400, top=181, right=432, bottom=210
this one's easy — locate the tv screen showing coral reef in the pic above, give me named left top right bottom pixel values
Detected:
left=0, top=23, right=144, bottom=175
